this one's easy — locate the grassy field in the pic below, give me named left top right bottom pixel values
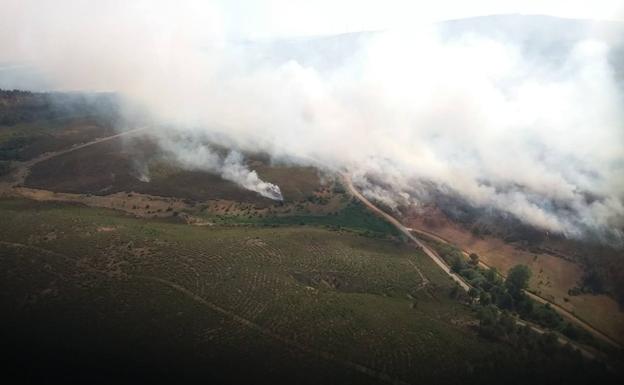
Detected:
left=0, top=198, right=617, bottom=384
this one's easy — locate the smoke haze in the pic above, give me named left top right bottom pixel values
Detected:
left=1, top=1, right=623, bottom=241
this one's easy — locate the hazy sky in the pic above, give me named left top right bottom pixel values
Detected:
left=213, top=0, right=624, bottom=38
left=4, top=1, right=622, bottom=43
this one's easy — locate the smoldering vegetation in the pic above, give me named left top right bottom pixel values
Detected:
left=155, top=133, right=283, bottom=201
left=1, top=3, right=623, bottom=245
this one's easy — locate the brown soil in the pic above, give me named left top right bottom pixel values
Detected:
left=404, top=205, right=624, bottom=344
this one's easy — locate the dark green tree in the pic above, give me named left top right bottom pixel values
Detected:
left=479, top=291, right=492, bottom=305
left=506, top=264, right=532, bottom=295
left=451, top=255, right=466, bottom=273
left=468, top=287, right=480, bottom=302
left=484, top=267, right=502, bottom=285
left=497, top=291, right=514, bottom=310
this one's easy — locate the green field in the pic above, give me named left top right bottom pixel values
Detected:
left=202, top=199, right=400, bottom=237
left=0, top=198, right=615, bottom=384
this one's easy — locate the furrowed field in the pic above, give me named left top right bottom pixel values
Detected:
left=1, top=199, right=614, bottom=384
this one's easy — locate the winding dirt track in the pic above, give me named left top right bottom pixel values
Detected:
left=342, top=175, right=471, bottom=291
left=2, top=128, right=145, bottom=189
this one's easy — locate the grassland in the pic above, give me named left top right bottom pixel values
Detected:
left=0, top=198, right=617, bottom=384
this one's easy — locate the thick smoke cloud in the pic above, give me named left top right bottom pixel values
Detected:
left=1, top=1, right=623, bottom=241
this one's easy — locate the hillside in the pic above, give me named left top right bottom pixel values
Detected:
left=1, top=14, right=624, bottom=384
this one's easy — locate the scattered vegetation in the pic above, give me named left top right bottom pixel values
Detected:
left=433, top=241, right=601, bottom=350
left=474, top=306, right=612, bottom=382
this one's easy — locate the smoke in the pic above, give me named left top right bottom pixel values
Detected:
left=221, top=152, right=283, bottom=201
left=1, top=1, right=623, bottom=241
left=132, top=159, right=151, bottom=183
left=157, top=134, right=283, bottom=201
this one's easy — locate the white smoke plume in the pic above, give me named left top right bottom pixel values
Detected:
left=157, top=135, right=283, bottom=201
left=221, top=152, right=283, bottom=201
left=1, top=1, right=623, bottom=241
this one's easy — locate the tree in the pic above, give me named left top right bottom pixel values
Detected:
left=497, top=291, right=514, bottom=310
left=468, top=287, right=480, bottom=302
left=476, top=305, right=502, bottom=339
left=506, top=264, right=531, bottom=295
left=479, top=291, right=492, bottom=305
left=515, top=294, right=534, bottom=316
left=451, top=255, right=465, bottom=273
left=499, top=311, right=516, bottom=335
left=484, top=267, right=502, bottom=285
left=469, top=252, right=480, bottom=265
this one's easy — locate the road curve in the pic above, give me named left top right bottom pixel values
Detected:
left=342, top=174, right=471, bottom=292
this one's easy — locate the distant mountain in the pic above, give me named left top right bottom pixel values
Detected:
left=438, top=15, right=624, bottom=81
left=240, top=15, right=624, bottom=81
left=4, top=15, right=623, bottom=91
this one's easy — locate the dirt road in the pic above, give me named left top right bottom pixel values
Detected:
left=1, top=128, right=145, bottom=189
left=342, top=174, right=471, bottom=291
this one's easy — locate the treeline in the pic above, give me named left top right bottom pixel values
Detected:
left=1, top=90, right=62, bottom=126
left=573, top=249, right=624, bottom=308
left=439, top=242, right=621, bottom=382
left=472, top=305, right=617, bottom=384
left=0, top=89, right=125, bottom=169
left=432, top=193, right=624, bottom=308
left=440, top=242, right=596, bottom=346
left=0, top=89, right=122, bottom=126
